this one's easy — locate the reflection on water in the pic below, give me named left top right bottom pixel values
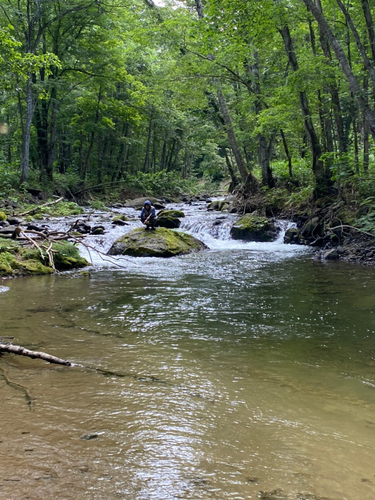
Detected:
left=1, top=236, right=375, bottom=499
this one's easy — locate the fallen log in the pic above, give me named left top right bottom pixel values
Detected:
left=19, top=197, right=64, bottom=217
left=0, top=344, right=71, bottom=366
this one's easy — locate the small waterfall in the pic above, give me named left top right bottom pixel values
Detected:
left=29, top=202, right=307, bottom=267
left=179, top=214, right=236, bottom=243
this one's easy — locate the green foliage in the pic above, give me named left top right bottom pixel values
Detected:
left=0, top=0, right=373, bottom=211
left=0, top=164, right=20, bottom=197
left=19, top=201, right=84, bottom=217
left=123, top=171, right=199, bottom=198
left=0, top=238, right=52, bottom=276
left=51, top=241, right=88, bottom=270
left=88, top=200, right=109, bottom=211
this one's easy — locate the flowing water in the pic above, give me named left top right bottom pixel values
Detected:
left=1, top=203, right=375, bottom=500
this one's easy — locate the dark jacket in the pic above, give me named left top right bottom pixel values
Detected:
left=140, top=202, right=156, bottom=222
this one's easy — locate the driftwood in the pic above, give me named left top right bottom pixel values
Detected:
left=0, top=344, right=71, bottom=366
left=19, top=197, right=64, bottom=217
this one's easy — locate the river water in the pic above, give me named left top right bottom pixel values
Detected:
left=1, top=203, right=375, bottom=500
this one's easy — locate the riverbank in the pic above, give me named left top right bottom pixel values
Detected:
left=233, top=190, right=375, bottom=267
left=1, top=190, right=374, bottom=277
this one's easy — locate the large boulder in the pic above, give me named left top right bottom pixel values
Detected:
left=207, top=200, right=229, bottom=211
left=230, top=214, right=278, bottom=242
left=155, top=209, right=185, bottom=229
left=123, top=197, right=165, bottom=210
left=284, top=227, right=307, bottom=245
left=107, top=227, right=207, bottom=258
left=301, top=216, right=324, bottom=238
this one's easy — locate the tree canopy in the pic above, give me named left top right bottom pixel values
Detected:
left=0, top=0, right=374, bottom=202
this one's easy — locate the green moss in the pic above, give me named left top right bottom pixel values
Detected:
left=0, top=212, right=7, bottom=221
left=52, top=241, right=88, bottom=270
left=113, top=215, right=129, bottom=222
left=88, top=200, right=109, bottom=211
left=108, top=227, right=206, bottom=258
left=0, top=250, right=52, bottom=276
left=0, top=237, right=87, bottom=276
left=158, top=209, right=185, bottom=218
left=0, top=238, right=19, bottom=253
left=235, top=214, right=273, bottom=231
left=231, top=215, right=277, bottom=242
left=19, top=201, right=84, bottom=218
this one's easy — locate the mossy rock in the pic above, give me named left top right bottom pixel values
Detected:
left=0, top=248, right=53, bottom=276
left=52, top=242, right=88, bottom=270
left=107, top=227, right=207, bottom=258
left=207, top=200, right=229, bottom=211
left=0, top=212, right=7, bottom=221
left=284, top=227, right=307, bottom=245
left=0, top=237, right=88, bottom=276
left=112, top=215, right=129, bottom=222
left=158, top=209, right=185, bottom=218
left=301, top=217, right=324, bottom=238
left=155, top=209, right=185, bottom=229
left=230, top=214, right=278, bottom=242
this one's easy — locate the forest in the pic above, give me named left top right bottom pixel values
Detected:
left=0, top=0, right=375, bottom=228
left=3, top=2, right=375, bottom=497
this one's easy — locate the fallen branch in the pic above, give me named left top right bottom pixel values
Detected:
left=71, top=237, right=140, bottom=268
left=0, top=344, right=71, bottom=366
left=19, top=197, right=64, bottom=217
left=327, top=224, right=375, bottom=238
left=20, top=229, right=46, bottom=261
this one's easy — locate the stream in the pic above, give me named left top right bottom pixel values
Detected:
left=1, top=202, right=375, bottom=499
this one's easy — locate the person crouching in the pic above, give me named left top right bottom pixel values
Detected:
left=140, top=200, right=156, bottom=230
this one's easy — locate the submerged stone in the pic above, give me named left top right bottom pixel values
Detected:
left=231, top=214, right=278, bottom=242
left=107, top=227, right=207, bottom=258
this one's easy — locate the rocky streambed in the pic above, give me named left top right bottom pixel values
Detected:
left=1, top=195, right=374, bottom=277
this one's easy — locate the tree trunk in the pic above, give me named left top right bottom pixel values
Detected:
left=303, top=0, right=375, bottom=141
left=363, top=117, right=369, bottom=172
left=245, top=53, right=275, bottom=187
left=280, top=129, right=293, bottom=177
left=216, top=89, right=249, bottom=185
left=336, top=0, right=375, bottom=91
left=259, top=134, right=275, bottom=188
left=221, top=146, right=239, bottom=191
left=46, top=85, right=58, bottom=181
left=20, top=76, right=34, bottom=184
left=280, top=25, right=328, bottom=197
left=353, top=116, right=359, bottom=173
left=143, top=110, right=153, bottom=173
left=361, top=0, right=375, bottom=64
left=194, top=0, right=204, bottom=19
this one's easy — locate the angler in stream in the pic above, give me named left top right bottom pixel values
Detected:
left=140, top=200, right=157, bottom=230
